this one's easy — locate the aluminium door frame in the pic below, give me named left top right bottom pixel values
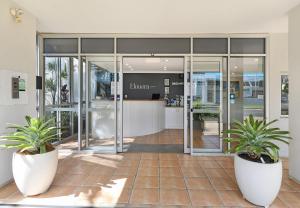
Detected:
left=190, top=56, right=224, bottom=155
left=83, top=55, right=118, bottom=153
left=117, top=54, right=188, bottom=153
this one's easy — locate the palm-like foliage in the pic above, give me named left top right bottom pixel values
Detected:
left=0, top=116, right=60, bottom=154
left=224, top=115, right=291, bottom=163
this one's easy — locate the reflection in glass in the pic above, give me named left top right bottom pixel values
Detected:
left=230, top=57, right=264, bottom=123
left=44, top=57, right=78, bottom=144
left=86, top=57, right=116, bottom=151
left=281, top=75, right=288, bottom=116
left=192, top=59, right=224, bottom=152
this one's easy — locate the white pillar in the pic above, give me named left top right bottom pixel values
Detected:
left=288, top=4, right=300, bottom=182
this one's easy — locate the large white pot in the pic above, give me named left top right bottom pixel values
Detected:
left=12, top=148, right=58, bottom=196
left=234, top=154, right=282, bottom=207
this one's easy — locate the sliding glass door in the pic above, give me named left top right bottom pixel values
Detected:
left=84, top=57, right=117, bottom=152
left=190, top=57, right=226, bottom=154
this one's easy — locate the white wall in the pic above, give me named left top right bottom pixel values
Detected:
left=288, top=4, right=300, bottom=182
left=269, top=33, right=289, bottom=157
left=0, top=0, right=36, bottom=187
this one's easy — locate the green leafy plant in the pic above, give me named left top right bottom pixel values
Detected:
left=224, top=115, right=291, bottom=163
left=0, top=116, right=60, bottom=154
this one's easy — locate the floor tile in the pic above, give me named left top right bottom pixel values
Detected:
left=141, top=153, right=159, bottom=160
left=198, top=160, right=221, bottom=169
left=159, top=153, right=178, bottom=160
left=179, top=160, right=200, bottom=167
left=76, top=186, right=131, bottom=205
left=159, top=160, right=179, bottom=167
left=140, top=160, right=159, bottom=167
left=270, top=197, right=289, bottom=208
left=283, top=178, right=300, bottom=191
left=210, top=177, right=238, bottom=190
left=216, top=159, right=234, bottom=168
left=130, top=188, right=159, bottom=205
left=160, top=177, right=186, bottom=189
left=134, top=176, right=159, bottom=188
left=111, top=176, right=136, bottom=189
left=189, top=190, right=223, bottom=206
left=185, top=178, right=213, bottom=190
left=160, top=167, right=182, bottom=177
left=89, top=166, right=115, bottom=176
left=278, top=191, right=300, bottom=207
left=113, top=167, right=138, bottom=176
left=181, top=167, right=206, bottom=177
left=217, top=190, right=254, bottom=207
left=204, top=168, right=230, bottom=178
left=117, top=159, right=140, bottom=167
left=160, top=189, right=190, bottom=205
left=138, top=167, right=159, bottom=177
left=0, top=183, right=18, bottom=199
left=52, top=174, right=86, bottom=186
left=81, top=175, right=111, bottom=187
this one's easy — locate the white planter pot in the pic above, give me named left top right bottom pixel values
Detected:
left=12, top=148, right=58, bottom=196
left=234, top=154, right=282, bottom=207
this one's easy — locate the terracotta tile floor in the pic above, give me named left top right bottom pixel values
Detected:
left=0, top=152, right=295, bottom=207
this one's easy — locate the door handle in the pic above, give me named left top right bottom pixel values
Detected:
left=190, top=108, right=194, bottom=113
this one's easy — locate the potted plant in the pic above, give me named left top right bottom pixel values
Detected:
left=0, top=116, right=59, bottom=196
left=224, top=115, right=291, bottom=207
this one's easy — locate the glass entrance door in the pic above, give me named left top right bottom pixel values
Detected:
left=190, top=57, right=224, bottom=154
left=84, top=57, right=117, bottom=152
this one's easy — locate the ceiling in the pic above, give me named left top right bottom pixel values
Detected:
left=14, top=0, right=300, bottom=34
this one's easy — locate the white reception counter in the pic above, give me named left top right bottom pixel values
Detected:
left=123, top=100, right=165, bottom=137
left=90, top=100, right=184, bottom=138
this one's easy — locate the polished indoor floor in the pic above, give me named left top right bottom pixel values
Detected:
left=60, top=129, right=220, bottom=152
left=0, top=152, right=296, bottom=207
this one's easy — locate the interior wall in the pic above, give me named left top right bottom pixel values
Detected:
left=288, top=4, right=300, bottom=182
left=0, top=0, right=36, bottom=187
left=269, top=33, right=289, bottom=157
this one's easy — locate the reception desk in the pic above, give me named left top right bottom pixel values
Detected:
left=123, top=100, right=165, bottom=137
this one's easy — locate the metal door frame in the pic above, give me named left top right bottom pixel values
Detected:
left=84, top=56, right=118, bottom=153
left=190, top=57, right=224, bottom=155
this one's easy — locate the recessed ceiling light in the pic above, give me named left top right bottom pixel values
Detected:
left=254, top=58, right=259, bottom=62
left=125, top=63, right=129, bottom=66
left=234, top=66, right=238, bottom=69
left=165, top=59, right=169, bottom=62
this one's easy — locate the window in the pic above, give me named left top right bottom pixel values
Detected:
left=193, top=38, right=228, bottom=54
left=44, top=38, right=78, bottom=54
left=281, top=74, right=289, bottom=116
left=230, top=38, right=265, bottom=54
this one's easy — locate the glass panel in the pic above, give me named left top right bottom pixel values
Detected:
left=45, top=57, right=59, bottom=105
left=230, top=57, right=265, bottom=122
left=86, top=57, right=116, bottom=151
left=60, top=58, right=71, bottom=105
left=281, top=74, right=289, bottom=116
left=117, top=38, right=190, bottom=54
left=193, top=38, right=228, bottom=54
left=191, top=58, right=223, bottom=152
left=81, top=38, right=114, bottom=53
left=44, top=57, right=78, bottom=148
left=44, top=38, right=78, bottom=54
left=230, top=38, right=265, bottom=54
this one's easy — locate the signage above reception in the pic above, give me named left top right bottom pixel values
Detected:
left=129, top=82, right=156, bottom=90
left=123, top=73, right=184, bottom=100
